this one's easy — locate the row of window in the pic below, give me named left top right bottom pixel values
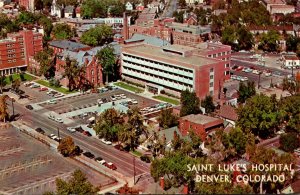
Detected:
left=123, top=73, right=191, bottom=93
left=123, top=66, right=193, bottom=88
left=208, top=51, right=231, bottom=58
left=123, top=53, right=194, bottom=74
left=123, top=60, right=194, bottom=80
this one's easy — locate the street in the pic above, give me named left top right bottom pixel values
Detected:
left=161, top=0, right=178, bottom=18
left=10, top=102, right=150, bottom=180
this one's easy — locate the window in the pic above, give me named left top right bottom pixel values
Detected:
left=225, top=63, right=230, bottom=68
left=210, top=91, right=213, bottom=96
left=210, top=82, right=214, bottom=87
left=91, top=70, right=94, bottom=75
left=213, top=54, right=216, bottom=58
left=210, top=68, right=214, bottom=73
left=225, top=71, right=230, bottom=75
left=6, top=44, right=11, bottom=48
left=210, top=75, right=214, bottom=79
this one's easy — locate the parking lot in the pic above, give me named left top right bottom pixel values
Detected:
left=38, top=88, right=160, bottom=116
left=0, top=126, right=113, bottom=195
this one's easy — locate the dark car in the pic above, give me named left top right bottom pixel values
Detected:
left=35, top=127, right=45, bottom=135
left=25, top=105, right=33, bottom=110
left=102, top=98, right=108, bottom=103
left=114, top=144, right=124, bottom=151
left=95, top=157, right=103, bottom=162
left=83, top=151, right=95, bottom=159
left=75, top=126, right=84, bottom=133
left=140, top=155, right=151, bottom=163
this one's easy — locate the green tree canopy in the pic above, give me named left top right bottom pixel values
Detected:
left=258, top=30, right=280, bottom=52
left=52, top=23, right=74, bottom=40
left=201, top=95, right=215, bottom=114
left=34, top=48, right=55, bottom=79
left=58, top=136, right=80, bottom=157
left=279, top=95, right=300, bottom=133
left=96, top=46, right=117, bottom=83
left=56, top=169, right=98, bottom=194
left=279, top=133, right=299, bottom=152
left=62, top=57, right=82, bottom=91
left=180, top=89, right=201, bottom=117
left=237, top=81, right=256, bottom=103
left=237, top=94, right=279, bottom=139
left=80, top=25, right=113, bottom=47
left=157, top=109, right=179, bottom=129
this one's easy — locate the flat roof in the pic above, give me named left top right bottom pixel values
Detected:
left=264, top=0, right=285, bottom=4
left=122, top=43, right=219, bottom=68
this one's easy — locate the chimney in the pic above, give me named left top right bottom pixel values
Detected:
left=160, top=177, right=165, bottom=190
left=183, top=184, right=188, bottom=194
left=123, top=12, right=129, bottom=40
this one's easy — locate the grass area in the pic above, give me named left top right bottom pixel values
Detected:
left=153, top=95, right=180, bottom=105
left=5, top=73, right=36, bottom=84
left=36, top=80, right=76, bottom=94
left=114, top=82, right=144, bottom=93
left=131, top=150, right=143, bottom=157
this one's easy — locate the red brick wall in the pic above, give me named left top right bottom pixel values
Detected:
left=178, top=118, right=207, bottom=141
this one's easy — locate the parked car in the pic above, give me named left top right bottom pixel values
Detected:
left=101, top=138, right=112, bottom=145
left=25, top=105, right=33, bottom=110
left=230, top=75, right=237, bottom=80
left=48, top=134, right=56, bottom=139
left=114, top=144, right=125, bottom=151
left=55, top=118, right=63, bottom=123
left=54, top=94, right=64, bottom=98
left=131, top=99, right=138, bottom=104
left=83, top=152, right=95, bottom=159
left=111, top=96, right=116, bottom=101
left=30, top=84, right=40, bottom=88
left=120, top=94, right=126, bottom=99
left=95, top=157, right=103, bottom=163
left=83, top=131, right=92, bottom=136
left=24, top=82, right=33, bottom=87
left=264, top=71, right=272, bottom=77
left=75, top=126, right=84, bottom=133
left=47, top=99, right=57, bottom=104
left=106, top=162, right=117, bottom=170
left=140, top=155, right=151, bottom=163
left=48, top=114, right=55, bottom=120
left=39, top=87, right=48, bottom=92
left=35, top=127, right=45, bottom=135
left=252, top=70, right=260, bottom=74
left=236, top=66, right=244, bottom=71
left=67, top=127, right=76, bottom=133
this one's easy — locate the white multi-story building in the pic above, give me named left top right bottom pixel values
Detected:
left=121, top=43, right=230, bottom=99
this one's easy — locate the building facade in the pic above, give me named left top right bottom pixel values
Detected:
left=49, top=40, right=91, bottom=54
left=19, top=0, right=34, bottom=11
left=121, top=43, right=230, bottom=99
left=0, top=30, right=43, bottom=75
left=178, top=114, right=224, bottom=141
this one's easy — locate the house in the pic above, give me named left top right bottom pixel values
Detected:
left=136, top=3, right=144, bottom=11
left=178, top=114, right=224, bottom=141
left=281, top=54, right=300, bottom=68
left=64, top=5, right=74, bottom=18
left=125, top=2, right=133, bottom=11
left=183, top=12, right=198, bottom=25
left=216, top=105, right=238, bottom=127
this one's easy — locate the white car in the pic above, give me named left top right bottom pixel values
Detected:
left=101, top=138, right=112, bottom=145
left=47, top=99, right=57, bottom=104
left=252, top=70, right=260, bottom=75
left=131, top=99, right=138, bottom=104
left=98, top=159, right=106, bottom=165
left=49, top=134, right=55, bottom=138
left=265, top=72, right=272, bottom=77
left=230, top=75, right=237, bottom=80
left=55, top=118, right=63, bottom=123
left=54, top=94, right=64, bottom=98
left=48, top=115, right=55, bottom=120
left=67, top=127, right=76, bottom=133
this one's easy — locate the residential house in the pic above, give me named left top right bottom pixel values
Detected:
left=216, top=105, right=238, bottom=127
left=125, top=2, right=133, bottom=11
left=178, top=114, right=224, bottom=140
left=281, top=54, right=300, bottom=68
left=136, top=3, right=144, bottom=11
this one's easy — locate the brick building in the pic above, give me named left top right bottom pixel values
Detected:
left=128, top=18, right=211, bottom=47
left=270, top=4, right=295, bottom=15
left=178, top=114, right=224, bottom=141
left=0, top=30, right=43, bottom=75
left=121, top=43, right=231, bottom=99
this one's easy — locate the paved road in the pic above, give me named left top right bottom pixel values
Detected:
left=161, top=0, right=178, bottom=18
left=10, top=102, right=150, bottom=179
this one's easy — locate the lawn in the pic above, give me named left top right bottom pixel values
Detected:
left=131, top=150, right=143, bottom=157
left=153, top=95, right=180, bottom=105
left=36, top=80, right=76, bottom=94
left=114, top=82, right=144, bottom=93
left=5, top=73, right=36, bottom=84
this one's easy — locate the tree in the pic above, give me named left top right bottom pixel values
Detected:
left=279, top=133, right=299, bottom=152
left=180, top=89, right=201, bottom=117
left=221, top=26, right=237, bottom=50
left=172, top=11, right=184, bottom=23
left=62, top=57, right=81, bottom=91
left=109, top=2, right=125, bottom=17
left=11, top=79, right=21, bottom=93
left=52, top=23, right=73, bottom=40
left=258, top=30, right=280, bottom=52
left=0, top=95, right=9, bottom=122
left=286, top=35, right=300, bottom=52
left=118, top=124, right=136, bottom=151
left=179, top=0, right=187, bottom=7
left=80, top=0, right=108, bottom=19
left=0, top=75, right=6, bottom=93
left=237, top=94, right=279, bottom=139
left=279, top=95, right=300, bottom=133
left=282, top=77, right=300, bottom=95
left=19, top=72, right=25, bottom=81
left=96, top=46, right=116, bottom=84
left=56, top=169, right=97, bottom=194
left=38, top=16, right=53, bottom=38
left=94, top=108, right=124, bottom=141
left=16, top=11, right=37, bottom=26
left=157, top=109, right=178, bottom=129
left=237, top=81, right=256, bottom=103
left=222, top=127, right=247, bottom=156
left=58, top=136, right=79, bottom=157
left=80, top=25, right=113, bottom=46
left=201, top=95, right=215, bottom=114
left=237, top=26, right=254, bottom=51
left=34, top=48, right=56, bottom=79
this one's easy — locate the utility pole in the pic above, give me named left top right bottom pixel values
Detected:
left=57, top=127, right=60, bottom=142
left=133, top=156, right=136, bottom=185
left=258, top=72, right=261, bottom=89
left=11, top=98, right=14, bottom=118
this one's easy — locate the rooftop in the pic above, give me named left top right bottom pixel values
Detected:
left=166, top=22, right=211, bottom=35
left=283, top=55, right=299, bottom=60
left=125, top=33, right=170, bottom=47
left=217, top=105, right=238, bottom=121
left=122, top=43, right=219, bottom=68
left=270, top=4, right=295, bottom=9
left=263, top=0, right=286, bottom=4
left=180, top=114, right=223, bottom=126
left=49, top=40, right=90, bottom=51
